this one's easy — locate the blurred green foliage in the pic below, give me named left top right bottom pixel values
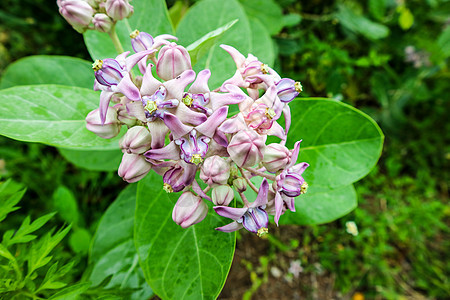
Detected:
left=0, top=0, right=448, bottom=298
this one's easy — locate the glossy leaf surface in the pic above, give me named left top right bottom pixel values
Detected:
left=135, top=172, right=235, bottom=300
left=89, top=184, right=153, bottom=299
left=0, top=56, right=93, bottom=90
left=0, top=85, right=122, bottom=149
left=287, top=98, right=384, bottom=189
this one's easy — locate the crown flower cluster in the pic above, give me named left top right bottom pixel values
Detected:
left=85, top=30, right=309, bottom=237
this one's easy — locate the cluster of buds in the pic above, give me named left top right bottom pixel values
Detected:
left=85, top=30, right=308, bottom=237
left=57, top=0, right=134, bottom=33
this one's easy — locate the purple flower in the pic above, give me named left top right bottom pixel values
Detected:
left=273, top=141, right=309, bottom=224
left=276, top=78, right=302, bottom=103
left=175, top=129, right=210, bottom=165
left=163, top=161, right=197, bottom=193
left=214, top=178, right=270, bottom=237
left=141, top=86, right=179, bottom=121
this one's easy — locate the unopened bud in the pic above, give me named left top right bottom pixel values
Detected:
left=200, top=156, right=230, bottom=186
left=156, top=42, right=192, bottom=81
left=57, top=0, right=94, bottom=33
left=119, top=126, right=151, bottom=154
left=118, top=153, right=151, bottom=183
left=227, top=130, right=266, bottom=168
left=92, top=13, right=113, bottom=33
left=85, top=107, right=121, bottom=138
left=115, top=103, right=137, bottom=127
left=130, top=30, right=154, bottom=53
left=105, top=0, right=133, bottom=21
left=211, top=185, right=234, bottom=206
left=172, top=192, right=208, bottom=228
left=262, top=143, right=290, bottom=173
left=276, top=78, right=300, bottom=103
left=233, top=178, right=247, bottom=193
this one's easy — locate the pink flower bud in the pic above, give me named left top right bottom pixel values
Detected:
left=57, top=0, right=94, bottom=33
left=115, top=103, right=137, bottom=127
left=105, top=0, right=133, bottom=21
left=200, top=156, right=230, bottom=186
left=172, top=192, right=208, bottom=228
left=211, top=185, right=234, bottom=206
left=156, top=42, right=192, bottom=81
left=227, top=130, right=266, bottom=167
left=118, top=153, right=151, bottom=183
left=85, top=107, right=121, bottom=139
left=92, top=13, right=113, bottom=33
left=262, top=143, right=291, bottom=173
left=120, top=126, right=151, bottom=154
left=233, top=178, right=247, bottom=193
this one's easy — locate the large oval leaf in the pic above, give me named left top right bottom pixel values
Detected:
left=58, top=148, right=122, bottom=171
left=84, top=0, right=174, bottom=59
left=89, top=184, right=153, bottom=299
left=280, top=184, right=357, bottom=225
left=0, top=85, right=121, bottom=149
left=135, top=172, right=235, bottom=300
left=287, top=98, right=384, bottom=189
left=176, top=0, right=252, bottom=89
left=0, top=56, right=93, bottom=90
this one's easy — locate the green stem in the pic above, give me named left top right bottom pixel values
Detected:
left=108, top=24, right=125, bottom=55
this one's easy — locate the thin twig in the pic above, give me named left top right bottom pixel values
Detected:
left=243, top=167, right=276, bottom=181
left=237, top=166, right=259, bottom=193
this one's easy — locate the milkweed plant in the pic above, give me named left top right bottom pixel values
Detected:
left=0, top=0, right=384, bottom=298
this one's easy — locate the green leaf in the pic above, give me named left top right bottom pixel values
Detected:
left=247, top=16, right=275, bottom=66
left=398, top=7, right=414, bottom=30
left=239, top=0, right=284, bottom=35
left=0, top=179, right=26, bottom=223
left=0, top=56, right=94, bottom=90
left=58, top=148, right=122, bottom=171
left=369, top=0, right=387, bottom=21
left=69, top=228, right=91, bottom=254
left=3, top=213, right=56, bottom=247
left=83, top=0, right=173, bottom=59
left=176, top=0, right=252, bottom=89
left=135, top=172, right=236, bottom=300
left=336, top=4, right=390, bottom=40
left=0, top=85, right=122, bottom=149
left=89, top=184, right=153, bottom=299
left=287, top=98, right=384, bottom=189
left=52, top=185, right=80, bottom=225
left=280, top=184, right=357, bottom=225
left=48, top=282, right=91, bottom=300
left=28, top=225, right=72, bottom=275
left=437, top=26, right=450, bottom=57
left=187, top=19, right=239, bottom=66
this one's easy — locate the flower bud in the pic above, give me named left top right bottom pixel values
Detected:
left=276, top=78, right=301, bottom=103
left=93, top=58, right=125, bottom=87
left=156, top=42, right=192, bottom=81
left=105, top=0, right=133, bottom=21
left=115, top=103, right=137, bottom=127
left=172, top=192, right=208, bottom=228
left=57, top=0, right=94, bottom=33
left=262, top=143, right=290, bottom=173
left=118, top=153, right=151, bottom=183
left=120, top=126, right=151, bottom=154
left=211, top=185, right=234, bottom=206
left=162, top=163, right=195, bottom=193
left=92, top=13, right=113, bottom=33
left=86, top=107, right=121, bottom=138
left=232, top=177, right=247, bottom=193
left=227, top=130, right=266, bottom=168
left=200, top=156, right=230, bottom=186
left=130, top=30, right=154, bottom=53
